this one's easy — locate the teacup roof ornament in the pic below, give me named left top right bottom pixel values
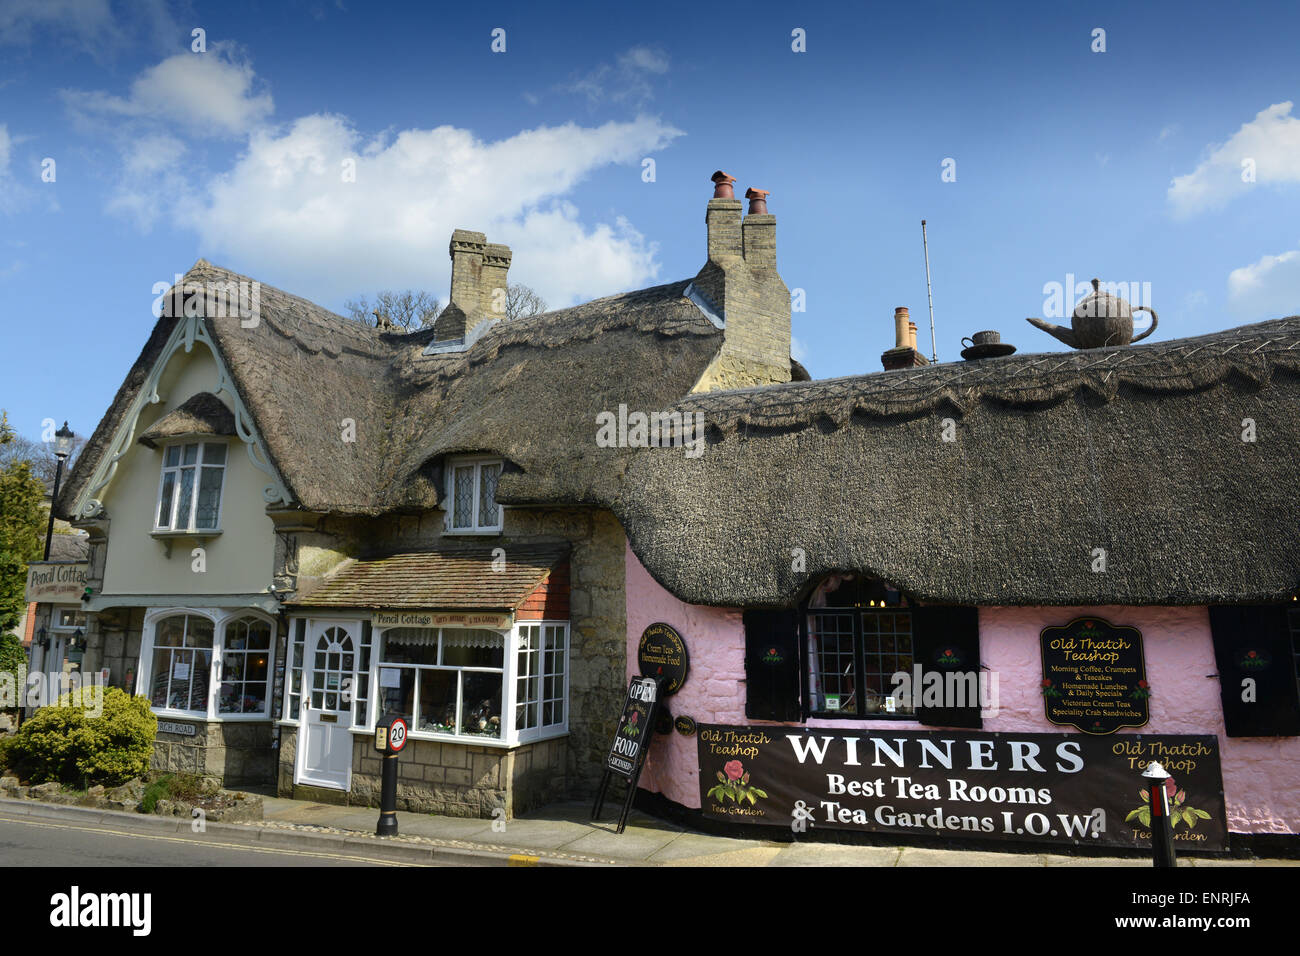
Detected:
left=1027, top=278, right=1158, bottom=350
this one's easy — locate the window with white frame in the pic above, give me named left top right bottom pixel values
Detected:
left=155, top=442, right=227, bottom=532
left=515, top=623, right=568, bottom=739
left=218, top=616, right=273, bottom=714
left=376, top=628, right=506, bottom=739
left=444, top=458, right=503, bottom=533
left=142, top=610, right=275, bottom=719
left=287, top=621, right=570, bottom=744
left=148, top=614, right=214, bottom=713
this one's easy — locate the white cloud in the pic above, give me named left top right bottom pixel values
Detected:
left=564, top=46, right=671, bottom=106
left=1227, top=245, right=1300, bottom=318
left=0, top=0, right=123, bottom=51
left=72, top=49, right=684, bottom=302
left=1168, top=102, right=1300, bottom=218
left=189, top=113, right=683, bottom=306
left=790, top=336, right=809, bottom=363
left=62, top=46, right=273, bottom=138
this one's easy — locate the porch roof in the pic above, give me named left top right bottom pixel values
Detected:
left=287, top=541, right=569, bottom=611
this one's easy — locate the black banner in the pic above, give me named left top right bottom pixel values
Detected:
left=698, top=726, right=1227, bottom=851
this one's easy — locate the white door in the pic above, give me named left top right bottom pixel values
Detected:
left=295, top=621, right=357, bottom=790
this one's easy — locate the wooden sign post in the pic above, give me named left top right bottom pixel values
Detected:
left=592, top=675, right=660, bottom=834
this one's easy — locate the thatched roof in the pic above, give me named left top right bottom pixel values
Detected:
left=137, top=392, right=236, bottom=448
left=611, top=316, right=1300, bottom=607
left=288, top=541, right=568, bottom=610
left=58, top=256, right=1300, bottom=609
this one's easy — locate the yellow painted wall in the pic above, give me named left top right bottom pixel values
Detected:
left=100, top=343, right=276, bottom=596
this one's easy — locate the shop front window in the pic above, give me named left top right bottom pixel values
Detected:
left=142, top=609, right=275, bottom=719
left=808, top=579, right=914, bottom=717
left=149, top=615, right=214, bottom=714
left=378, top=628, right=505, bottom=739
left=352, top=623, right=569, bottom=744
left=219, top=616, right=272, bottom=714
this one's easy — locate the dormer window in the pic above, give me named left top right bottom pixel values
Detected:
left=445, top=457, right=502, bottom=533
left=156, top=441, right=227, bottom=532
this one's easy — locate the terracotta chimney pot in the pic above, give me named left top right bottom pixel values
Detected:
left=711, top=170, right=737, bottom=199
left=745, top=187, right=770, bottom=215
left=894, top=307, right=910, bottom=349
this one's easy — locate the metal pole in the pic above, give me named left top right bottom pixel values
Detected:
left=43, top=456, right=65, bottom=561
left=921, top=220, right=938, bottom=364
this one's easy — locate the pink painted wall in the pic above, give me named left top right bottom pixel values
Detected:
left=625, top=543, right=1300, bottom=834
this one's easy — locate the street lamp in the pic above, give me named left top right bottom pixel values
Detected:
left=43, top=421, right=75, bottom=561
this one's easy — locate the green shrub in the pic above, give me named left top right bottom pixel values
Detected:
left=139, top=772, right=204, bottom=813
left=0, top=733, right=18, bottom=773
left=7, top=686, right=156, bottom=786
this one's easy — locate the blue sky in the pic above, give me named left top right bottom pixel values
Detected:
left=2, top=0, right=1299, bottom=446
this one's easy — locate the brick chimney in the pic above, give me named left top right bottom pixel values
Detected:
left=692, top=175, right=791, bottom=392
left=434, top=229, right=513, bottom=341
left=881, top=306, right=930, bottom=370
left=480, top=243, right=512, bottom=318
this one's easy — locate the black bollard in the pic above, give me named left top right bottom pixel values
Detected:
left=376, top=750, right=399, bottom=836
left=373, top=715, right=407, bottom=837
left=1141, top=761, right=1177, bottom=868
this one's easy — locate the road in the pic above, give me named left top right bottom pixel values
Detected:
left=0, top=806, right=424, bottom=866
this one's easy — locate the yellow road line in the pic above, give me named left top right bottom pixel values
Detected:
left=0, top=814, right=413, bottom=866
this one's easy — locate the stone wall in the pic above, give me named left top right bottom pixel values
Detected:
left=343, top=736, right=567, bottom=817
left=152, top=719, right=276, bottom=786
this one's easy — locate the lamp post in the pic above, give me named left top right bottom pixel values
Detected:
left=43, top=421, right=75, bottom=561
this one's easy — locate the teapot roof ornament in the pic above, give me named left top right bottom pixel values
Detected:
left=1026, top=278, right=1158, bottom=350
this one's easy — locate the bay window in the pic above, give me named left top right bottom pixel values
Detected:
left=140, top=609, right=276, bottom=719
left=284, top=619, right=569, bottom=745
left=156, top=441, right=227, bottom=532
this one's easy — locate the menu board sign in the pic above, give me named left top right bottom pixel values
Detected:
left=697, top=726, right=1227, bottom=851
left=1039, top=617, right=1149, bottom=734
left=605, top=676, right=659, bottom=778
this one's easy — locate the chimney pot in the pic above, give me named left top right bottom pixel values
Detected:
left=893, top=307, right=910, bottom=349
left=711, top=170, right=737, bottom=199
left=745, top=187, right=770, bottom=215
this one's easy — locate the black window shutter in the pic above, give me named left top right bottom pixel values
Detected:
left=911, top=606, right=983, bottom=729
left=1209, top=606, right=1300, bottom=737
left=744, top=609, right=802, bottom=721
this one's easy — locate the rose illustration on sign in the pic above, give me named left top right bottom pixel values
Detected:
left=623, top=710, right=641, bottom=738
left=706, top=760, right=769, bottom=805
left=1130, top=679, right=1153, bottom=700
left=1041, top=678, right=1061, bottom=698
left=1238, top=649, right=1271, bottom=670
left=1124, top=777, right=1212, bottom=830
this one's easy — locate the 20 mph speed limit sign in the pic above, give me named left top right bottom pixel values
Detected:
left=387, top=717, right=408, bottom=753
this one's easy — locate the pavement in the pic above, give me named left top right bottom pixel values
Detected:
left=5, top=794, right=1298, bottom=866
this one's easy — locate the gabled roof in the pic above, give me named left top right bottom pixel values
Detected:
left=612, top=315, right=1300, bottom=607
left=58, top=260, right=727, bottom=519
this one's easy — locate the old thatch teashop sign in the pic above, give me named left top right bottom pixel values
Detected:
left=1039, top=617, right=1149, bottom=734
left=637, top=622, right=689, bottom=695
left=697, top=727, right=1226, bottom=851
